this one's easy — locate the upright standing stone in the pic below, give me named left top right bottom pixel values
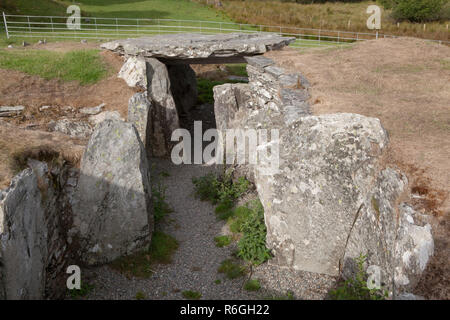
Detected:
left=72, top=120, right=153, bottom=265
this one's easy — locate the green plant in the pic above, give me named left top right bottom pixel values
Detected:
left=244, top=279, right=261, bottom=291
left=378, top=0, right=448, bottom=22
left=329, top=254, right=388, bottom=300
left=218, top=259, right=247, bottom=279
left=214, top=235, right=232, bottom=247
left=135, top=291, right=147, bottom=300
left=110, top=231, right=178, bottom=278
left=192, top=171, right=250, bottom=218
left=0, top=49, right=108, bottom=85
left=264, top=291, right=295, bottom=300
left=214, top=279, right=221, bottom=285
left=68, top=282, right=94, bottom=299
left=182, top=290, right=202, bottom=300
left=236, top=200, right=272, bottom=266
left=152, top=173, right=173, bottom=223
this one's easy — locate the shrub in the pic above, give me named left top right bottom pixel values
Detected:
left=378, top=0, right=448, bottom=22
left=329, top=254, right=388, bottom=300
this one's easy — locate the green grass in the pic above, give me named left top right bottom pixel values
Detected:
left=182, top=290, right=202, bottom=300
left=1, top=0, right=68, bottom=16
left=214, top=235, right=232, bottom=247
left=244, top=279, right=261, bottom=291
left=110, top=231, right=179, bottom=279
left=218, top=259, right=246, bottom=279
left=68, top=282, right=94, bottom=299
left=0, top=49, right=109, bottom=85
left=135, top=291, right=147, bottom=300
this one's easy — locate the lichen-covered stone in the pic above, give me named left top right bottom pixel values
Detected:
left=101, top=33, right=295, bottom=64
left=118, top=56, right=147, bottom=89
left=72, top=120, right=153, bottom=265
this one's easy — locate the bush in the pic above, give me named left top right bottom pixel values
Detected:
left=329, top=254, right=388, bottom=300
left=378, top=0, right=448, bottom=22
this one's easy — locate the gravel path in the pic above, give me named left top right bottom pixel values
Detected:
left=82, top=158, right=337, bottom=300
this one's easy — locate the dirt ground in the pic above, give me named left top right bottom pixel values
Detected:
left=267, top=38, right=450, bottom=299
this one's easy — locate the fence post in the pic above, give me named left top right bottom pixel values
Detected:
left=337, top=31, right=340, bottom=43
left=3, top=12, right=9, bottom=39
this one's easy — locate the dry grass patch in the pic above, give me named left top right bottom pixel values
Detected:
left=0, top=121, right=85, bottom=189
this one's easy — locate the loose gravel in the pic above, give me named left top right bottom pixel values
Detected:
left=82, top=160, right=337, bottom=300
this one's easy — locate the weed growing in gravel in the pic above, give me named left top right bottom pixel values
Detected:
left=110, top=231, right=178, bottom=278
left=244, top=279, right=261, bottom=292
left=68, top=282, right=94, bottom=299
left=264, top=291, right=295, bottom=300
left=135, top=291, right=147, bottom=300
left=218, top=259, right=247, bottom=279
left=192, top=170, right=250, bottom=220
left=152, top=171, right=173, bottom=223
left=329, top=254, right=387, bottom=300
left=214, top=279, right=222, bottom=285
left=182, top=290, right=202, bottom=300
left=231, top=200, right=272, bottom=266
left=214, top=235, right=232, bottom=247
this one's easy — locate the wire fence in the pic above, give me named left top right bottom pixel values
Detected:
left=2, top=13, right=449, bottom=48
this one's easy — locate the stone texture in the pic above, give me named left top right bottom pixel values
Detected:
left=0, top=106, right=25, bottom=117
left=88, top=110, right=123, bottom=126
left=48, top=118, right=92, bottom=139
left=128, top=91, right=152, bottom=156
left=79, top=103, right=105, bottom=115
left=213, top=57, right=433, bottom=294
left=167, top=64, right=198, bottom=120
left=0, top=160, right=76, bottom=299
left=118, top=56, right=147, bottom=89
left=145, top=58, right=180, bottom=157
left=101, top=33, right=295, bottom=64
left=72, top=120, right=153, bottom=265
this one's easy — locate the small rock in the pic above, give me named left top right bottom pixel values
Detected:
left=88, top=110, right=123, bottom=125
left=48, top=118, right=93, bottom=139
left=22, top=41, right=30, bottom=47
left=79, top=103, right=105, bottom=115
left=37, top=39, right=47, bottom=45
left=62, top=106, right=74, bottom=112
left=81, top=40, right=87, bottom=44
left=7, top=45, right=13, bottom=49
left=0, top=106, right=25, bottom=117
left=39, top=105, right=54, bottom=112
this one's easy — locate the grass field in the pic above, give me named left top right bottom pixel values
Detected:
left=198, top=0, right=450, bottom=41
left=0, top=49, right=109, bottom=84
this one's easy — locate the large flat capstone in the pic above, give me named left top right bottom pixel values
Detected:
left=101, top=33, right=295, bottom=64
